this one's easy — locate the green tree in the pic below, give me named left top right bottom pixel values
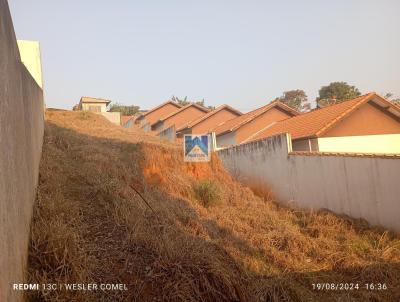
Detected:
left=109, top=103, right=140, bottom=116
left=316, top=82, right=361, bottom=108
left=276, top=89, right=310, bottom=112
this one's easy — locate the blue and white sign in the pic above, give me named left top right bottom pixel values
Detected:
left=184, top=134, right=210, bottom=162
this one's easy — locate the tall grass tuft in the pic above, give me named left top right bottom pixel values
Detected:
left=193, top=180, right=220, bottom=207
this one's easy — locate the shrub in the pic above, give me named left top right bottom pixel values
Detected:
left=109, top=103, right=140, bottom=115
left=193, top=180, right=220, bottom=207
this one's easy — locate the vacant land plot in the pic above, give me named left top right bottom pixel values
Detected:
left=27, top=110, right=400, bottom=301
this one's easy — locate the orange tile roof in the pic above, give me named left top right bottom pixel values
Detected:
left=249, top=92, right=400, bottom=142
left=213, top=100, right=299, bottom=136
left=137, top=100, right=182, bottom=119
left=151, top=103, right=210, bottom=126
left=176, top=104, right=242, bottom=132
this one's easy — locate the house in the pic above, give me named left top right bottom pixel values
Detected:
left=151, top=103, right=210, bottom=133
left=136, top=101, right=182, bottom=131
left=176, top=105, right=242, bottom=137
left=214, top=100, right=299, bottom=147
left=250, top=92, right=400, bottom=154
left=78, top=97, right=110, bottom=112
left=77, top=96, right=121, bottom=125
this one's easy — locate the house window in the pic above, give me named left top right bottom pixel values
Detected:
left=88, top=105, right=101, bottom=112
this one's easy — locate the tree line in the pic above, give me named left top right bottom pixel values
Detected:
left=274, top=82, right=400, bottom=112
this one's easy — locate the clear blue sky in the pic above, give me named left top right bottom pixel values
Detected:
left=9, top=0, right=400, bottom=112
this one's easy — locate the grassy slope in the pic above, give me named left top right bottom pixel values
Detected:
left=28, top=110, right=400, bottom=301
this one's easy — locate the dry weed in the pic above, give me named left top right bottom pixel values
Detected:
left=27, top=110, right=400, bottom=301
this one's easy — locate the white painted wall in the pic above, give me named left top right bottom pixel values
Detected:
left=216, top=131, right=236, bottom=148
left=217, top=134, right=400, bottom=232
left=317, top=134, right=400, bottom=154
left=82, top=102, right=107, bottom=112
left=17, top=40, right=43, bottom=88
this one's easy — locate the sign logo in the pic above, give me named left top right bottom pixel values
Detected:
left=184, top=134, right=210, bottom=162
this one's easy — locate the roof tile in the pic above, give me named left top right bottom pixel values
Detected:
left=213, top=101, right=299, bottom=136
left=139, top=100, right=182, bottom=119
left=151, top=103, right=210, bottom=126
left=250, top=93, right=386, bottom=141
left=176, top=104, right=242, bottom=131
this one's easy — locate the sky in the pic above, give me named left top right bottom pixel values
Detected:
left=9, top=0, right=400, bottom=112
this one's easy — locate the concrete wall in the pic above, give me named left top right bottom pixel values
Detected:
left=0, top=0, right=44, bottom=301
left=217, top=134, right=400, bottom=232
left=17, top=40, right=43, bottom=88
left=158, top=125, right=176, bottom=142
left=317, top=134, right=400, bottom=154
left=98, top=111, right=121, bottom=125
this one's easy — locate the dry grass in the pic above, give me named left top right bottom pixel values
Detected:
left=27, top=110, right=400, bottom=301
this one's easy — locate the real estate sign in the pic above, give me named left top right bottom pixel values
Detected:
left=184, top=134, right=210, bottom=162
